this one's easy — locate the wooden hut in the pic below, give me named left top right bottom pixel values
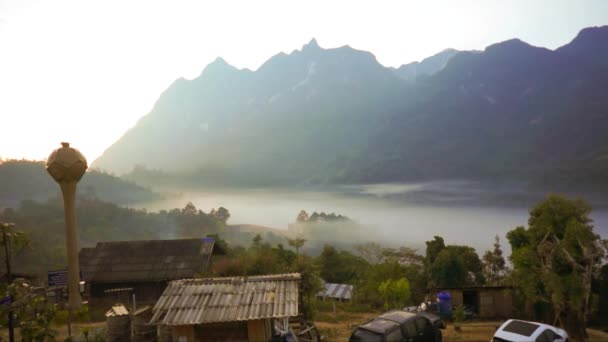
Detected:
left=432, top=286, right=514, bottom=318
left=79, top=238, right=225, bottom=313
left=149, top=273, right=301, bottom=342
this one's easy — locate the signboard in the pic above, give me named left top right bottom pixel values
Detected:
left=47, top=269, right=68, bottom=287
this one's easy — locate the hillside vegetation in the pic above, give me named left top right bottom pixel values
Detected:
left=0, top=159, right=161, bottom=207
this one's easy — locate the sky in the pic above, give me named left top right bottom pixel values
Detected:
left=1, top=0, right=607, bottom=164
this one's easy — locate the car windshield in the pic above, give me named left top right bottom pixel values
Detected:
left=350, top=329, right=383, bottom=342
left=502, top=320, right=540, bottom=336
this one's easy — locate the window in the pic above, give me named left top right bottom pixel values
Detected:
left=502, top=320, right=540, bottom=336
left=415, top=318, right=429, bottom=332
left=386, top=328, right=403, bottom=342
left=351, top=329, right=382, bottom=342
left=535, top=330, right=550, bottom=342
left=536, top=329, right=560, bottom=342
left=404, top=321, right=417, bottom=338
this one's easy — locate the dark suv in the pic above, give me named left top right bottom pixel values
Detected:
left=350, top=310, right=445, bottom=342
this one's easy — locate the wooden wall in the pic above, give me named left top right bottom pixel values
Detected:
left=172, top=326, right=195, bottom=342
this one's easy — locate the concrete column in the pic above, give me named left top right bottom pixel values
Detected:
left=60, top=181, right=82, bottom=309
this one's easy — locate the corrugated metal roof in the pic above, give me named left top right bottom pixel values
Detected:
left=106, top=303, right=130, bottom=317
left=80, top=238, right=224, bottom=283
left=317, top=282, right=353, bottom=300
left=149, top=273, right=301, bottom=326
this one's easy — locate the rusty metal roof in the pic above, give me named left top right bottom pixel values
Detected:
left=80, top=238, right=224, bottom=284
left=317, top=282, right=353, bottom=300
left=149, top=273, right=301, bottom=326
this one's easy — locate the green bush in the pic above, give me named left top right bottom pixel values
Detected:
left=453, top=305, right=466, bottom=323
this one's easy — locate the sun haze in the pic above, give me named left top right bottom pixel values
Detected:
left=1, top=0, right=607, bottom=161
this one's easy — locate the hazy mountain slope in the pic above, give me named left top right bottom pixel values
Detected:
left=94, top=27, right=608, bottom=187
left=340, top=27, right=608, bottom=184
left=93, top=39, right=411, bottom=184
left=392, top=48, right=459, bottom=82
left=0, top=160, right=160, bottom=207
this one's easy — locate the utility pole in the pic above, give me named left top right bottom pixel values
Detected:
left=1, top=222, right=16, bottom=342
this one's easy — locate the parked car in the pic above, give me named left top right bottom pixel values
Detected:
left=492, top=319, right=568, bottom=342
left=350, top=310, right=445, bottom=342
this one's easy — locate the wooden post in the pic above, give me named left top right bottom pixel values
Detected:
left=2, top=224, right=15, bottom=342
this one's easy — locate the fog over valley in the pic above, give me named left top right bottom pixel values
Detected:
left=127, top=181, right=608, bottom=255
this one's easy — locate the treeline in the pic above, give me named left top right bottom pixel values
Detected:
left=205, top=232, right=504, bottom=314
left=0, top=159, right=161, bottom=207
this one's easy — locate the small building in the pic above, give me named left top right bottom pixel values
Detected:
left=317, top=282, right=353, bottom=302
left=79, top=238, right=225, bottom=311
left=149, top=273, right=301, bottom=342
left=432, top=286, right=514, bottom=318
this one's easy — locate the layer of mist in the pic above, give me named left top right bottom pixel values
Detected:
left=127, top=181, right=608, bottom=255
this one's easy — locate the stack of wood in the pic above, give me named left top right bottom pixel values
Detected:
left=132, top=306, right=157, bottom=342
left=105, top=304, right=131, bottom=342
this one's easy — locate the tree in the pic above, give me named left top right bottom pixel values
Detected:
left=378, top=278, right=411, bottom=309
left=291, top=255, right=322, bottom=320
left=425, top=236, right=445, bottom=267
left=446, top=245, right=485, bottom=285
left=429, top=248, right=468, bottom=288
left=383, top=246, right=424, bottom=266
left=296, top=210, right=309, bottom=222
left=425, top=236, right=484, bottom=287
left=507, top=194, right=608, bottom=340
left=482, top=235, right=507, bottom=285
left=355, top=242, right=385, bottom=265
left=317, top=245, right=368, bottom=284
left=211, top=207, right=230, bottom=224
left=287, top=237, right=306, bottom=256
left=251, top=234, right=263, bottom=250
left=0, top=222, right=29, bottom=342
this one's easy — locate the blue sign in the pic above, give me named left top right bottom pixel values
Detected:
left=47, top=270, right=68, bottom=287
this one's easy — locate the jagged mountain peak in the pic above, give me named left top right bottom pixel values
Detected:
left=303, top=38, right=320, bottom=51
left=199, top=57, right=237, bottom=77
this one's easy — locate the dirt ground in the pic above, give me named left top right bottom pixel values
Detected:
left=314, top=311, right=608, bottom=342
left=1, top=316, right=607, bottom=341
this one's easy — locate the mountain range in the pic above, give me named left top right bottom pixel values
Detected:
left=93, top=26, right=608, bottom=188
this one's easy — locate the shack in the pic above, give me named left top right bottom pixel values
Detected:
left=432, top=286, right=514, bottom=318
left=79, top=237, right=224, bottom=311
left=317, top=282, right=353, bottom=302
left=149, top=273, right=301, bottom=342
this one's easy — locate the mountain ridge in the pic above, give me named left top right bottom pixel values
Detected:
left=93, top=26, right=608, bottom=188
